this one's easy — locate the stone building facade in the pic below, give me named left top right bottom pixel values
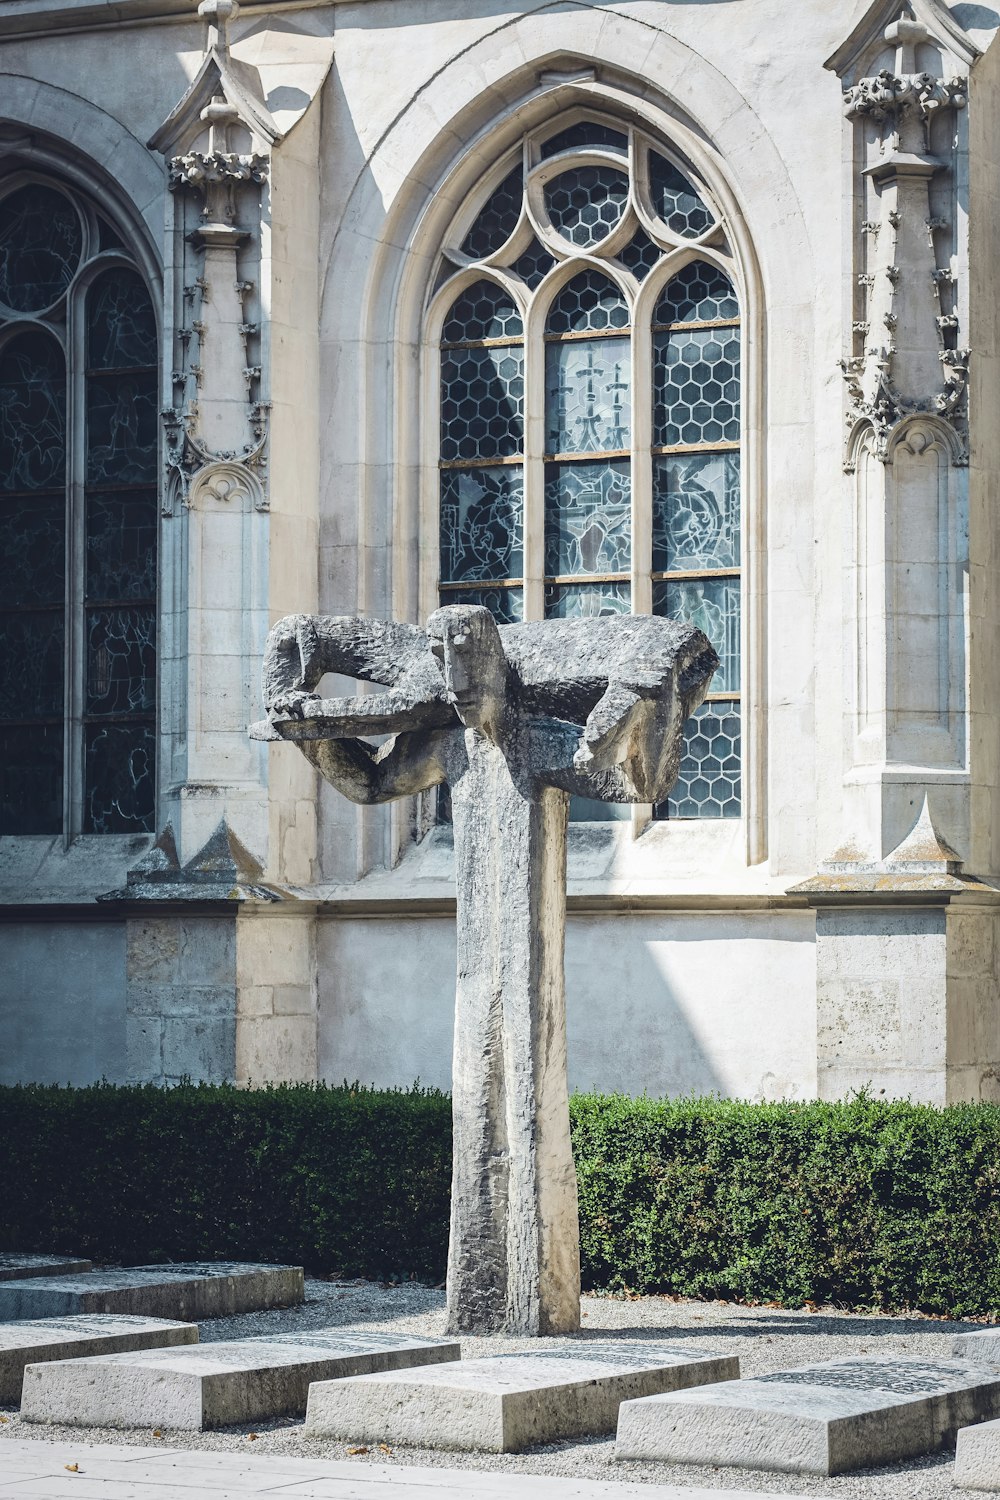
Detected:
left=2, top=0, right=999, bottom=1104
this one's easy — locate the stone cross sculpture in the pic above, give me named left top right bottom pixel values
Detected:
left=251, top=605, right=717, bottom=1335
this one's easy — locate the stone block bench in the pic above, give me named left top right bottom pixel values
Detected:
left=0, top=1316, right=196, bottom=1405
left=0, top=1262, right=303, bottom=1322
left=305, top=1340, right=738, bottom=1452
left=615, top=1355, right=1000, bottom=1476
left=21, top=1329, right=460, bottom=1430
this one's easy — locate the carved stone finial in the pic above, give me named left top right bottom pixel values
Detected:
left=198, top=0, right=239, bottom=55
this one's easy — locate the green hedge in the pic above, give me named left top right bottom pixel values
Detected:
left=2, top=1085, right=1000, bottom=1316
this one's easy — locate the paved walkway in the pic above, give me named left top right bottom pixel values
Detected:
left=0, top=1439, right=805, bottom=1499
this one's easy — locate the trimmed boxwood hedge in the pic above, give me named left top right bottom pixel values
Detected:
left=2, top=1084, right=1000, bottom=1316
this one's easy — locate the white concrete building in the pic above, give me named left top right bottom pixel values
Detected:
left=1, top=0, right=999, bottom=1105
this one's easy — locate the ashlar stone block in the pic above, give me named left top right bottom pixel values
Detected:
left=0, top=1315, right=197, bottom=1405
left=20, top=1329, right=460, bottom=1430
left=953, top=1330, right=1000, bottom=1368
left=0, top=1263, right=303, bottom=1322
left=0, top=1255, right=92, bottom=1283
left=304, top=1340, right=738, bottom=1452
left=955, top=1415, right=1000, bottom=1490
left=615, top=1356, right=1000, bottom=1476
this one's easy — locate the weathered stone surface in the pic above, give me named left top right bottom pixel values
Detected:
left=0, top=1263, right=303, bottom=1322
left=253, top=605, right=715, bottom=1336
left=20, top=1329, right=460, bottom=1430
left=303, top=1340, right=738, bottom=1452
left=953, top=1330, right=1000, bottom=1368
left=615, top=1356, right=1000, bottom=1476
left=0, top=1255, right=92, bottom=1283
left=955, top=1414, right=1000, bottom=1489
left=0, top=1315, right=197, bottom=1405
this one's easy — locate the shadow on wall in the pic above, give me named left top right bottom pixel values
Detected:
left=0, top=922, right=127, bottom=1086
left=564, top=909, right=817, bottom=1102
left=317, top=909, right=816, bottom=1101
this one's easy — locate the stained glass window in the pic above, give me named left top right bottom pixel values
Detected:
left=436, top=122, right=743, bottom=821
left=0, top=181, right=158, bottom=837
left=652, top=261, right=741, bottom=817
left=439, top=279, right=524, bottom=623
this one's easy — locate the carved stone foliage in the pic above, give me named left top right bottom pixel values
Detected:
left=148, top=0, right=278, bottom=514
left=834, top=8, right=974, bottom=468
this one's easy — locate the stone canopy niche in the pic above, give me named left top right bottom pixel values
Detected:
left=252, top=605, right=716, bottom=1334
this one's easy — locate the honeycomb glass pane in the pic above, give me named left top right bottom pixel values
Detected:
left=648, top=154, right=714, bottom=239
left=541, top=121, right=628, bottom=158
left=441, top=346, right=524, bottom=462
left=653, top=327, right=740, bottom=447
left=655, top=262, right=739, bottom=325
left=544, top=460, right=630, bottom=577
left=618, top=225, right=662, bottom=281
left=659, top=701, right=741, bottom=818
left=440, top=465, right=523, bottom=583
left=544, top=580, right=630, bottom=618
left=654, top=575, right=740, bottom=692
left=544, top=166, right=629, bottom=248
left=461, top=167, right=523, bottom=260
left=442, top=280, right=523, bottom=343
left=546, top=271, right=629, bottom=335
left=440, top=585, right=523, bottom=624
left=545, top=336, right=630, bottom=454
left=0, top=184, right=82, bottom=313
left=652, top=452, right=740, bottom=571
left=508, top=239, right=556, bottom=290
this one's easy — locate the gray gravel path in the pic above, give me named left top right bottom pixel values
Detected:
left=0, top=1279, right=992, bottom=1496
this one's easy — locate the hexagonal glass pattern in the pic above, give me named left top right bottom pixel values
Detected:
left=546, top=270, right=629, bottom=334
left=544, top=166, right=629, bottom=248
left=655, top=262, right=739, bottom=326
left=441, top=585, right=523, bottom=624
left=545, top=336, right=630, bottom=454
left=509, top=239, right=556, bottom=290
left=541, top=121, right=628, bottom=158
left=544, top=460, right=630, bottom=578
left=661, top=702, right=741, bottom=819
left=654, top=575, right=740, bottom=692
left=439, top=119, right=743, bottom=821
left=618, top=225, right=661, bottom=281
left=440, top=465, right=523, bottom=584
left=461, top=166, right=523, bottom=260
left=441, top=346, right=524, bottom=462
left=0, top=185, right=82, bottom=313
left=544, top=580, right=630, bottom=618
left=442, top=280, right=523, bottom=343
left=652, top=452, right=740, bottom=571
left=653, top=327, right=740, bottom=447
left=648, top=154, right=714, bottom=239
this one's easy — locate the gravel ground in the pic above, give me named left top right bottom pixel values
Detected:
left=0, top=1279, right=993, bottom=1496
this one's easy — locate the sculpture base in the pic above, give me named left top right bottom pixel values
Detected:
left=445, top=729, right=580, bottom=1336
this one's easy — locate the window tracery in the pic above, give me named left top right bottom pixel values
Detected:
left=0, top=177, right=158, bottom=836
left=434, top=115, right=744, bottom=819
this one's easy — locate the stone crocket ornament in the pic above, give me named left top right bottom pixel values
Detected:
left=251, top=606, right=717, bottom=1335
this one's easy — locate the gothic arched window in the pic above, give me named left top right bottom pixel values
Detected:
left=434, top=116, right=742, bottom=819
left=0, top=179, right=158, bottom=836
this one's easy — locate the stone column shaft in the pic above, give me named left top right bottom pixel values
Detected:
left=446, top=731, right=580, bottom=1335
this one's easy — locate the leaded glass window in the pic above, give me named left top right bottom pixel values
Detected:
left=434, top=115, right=744, bottom=820
left=0, top=179, right=158, bottom=836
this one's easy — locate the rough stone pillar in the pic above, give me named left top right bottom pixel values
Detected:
left=446, top=731, right=580, bottom=1336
